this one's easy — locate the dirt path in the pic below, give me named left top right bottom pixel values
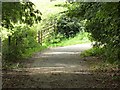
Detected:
left=2, top=43, right=119, bottom=88
left=25, top=43, right=92, bottom=71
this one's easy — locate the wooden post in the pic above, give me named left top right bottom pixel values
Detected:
left=38, top=30, right=42, bottom=45
left=0, top=37, right=1, bottom=54
left=16, top=38, right=18, bottom=46
left=53, top=19, right=57, bottom=35
left=38, top=31, right=40, bottom=44
left=40, top=30, right=42, bottom=45
left=8, top=36, right=11, bottom=46
left=8, top=36, right=11, bottom=55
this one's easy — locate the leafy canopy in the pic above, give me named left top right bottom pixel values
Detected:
left=2, top=1, right=42, bottom=29
left=62, top=2, right=120, bottom=63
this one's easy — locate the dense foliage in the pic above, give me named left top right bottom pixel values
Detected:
left=57, top=16, right=81, bottom=38
left=85, top=3, right=120, bottom=63
left=2, top=26, right=38, bottom=62
left=2, top=2, right=42, bottom=29
left=56, top=3, right=87, bottom=38
left=2, top=1, right=120, bottom=65
left=63, top=2, right=120, bottom=63
left=2, top=2, right=42, bottom=62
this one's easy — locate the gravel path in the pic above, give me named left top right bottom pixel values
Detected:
left=2, top=43, right=120, bottom=88
left=26, top=43, right=92, bottom=71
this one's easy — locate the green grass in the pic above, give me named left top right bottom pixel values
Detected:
left=80, top=45, right=119, bottom=75
left=2, top=44, right=47, bottom=70
left=2, top=1, right=67, bottom=69
left=23, top=44, right=47, bottom=58
left=80, top=47, right=104, bottom=57
left=48, top=32, right=91, bottom=47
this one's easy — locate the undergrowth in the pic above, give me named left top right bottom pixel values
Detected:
left=80, top=46, right=120, bottom=73
left=47, top=32, right=91, bottom=47
left=2, top=44, right=47, bottom=70
left=80, top=47, right=104, bottom=57
left=2, top=25, right=48, bottom=70
left=23, top=44, right=47, bottom=58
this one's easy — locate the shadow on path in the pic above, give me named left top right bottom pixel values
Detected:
left=2, top=43, right=119, bottom=88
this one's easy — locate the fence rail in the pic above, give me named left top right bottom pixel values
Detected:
left=37, top=23, right=56, bottom=45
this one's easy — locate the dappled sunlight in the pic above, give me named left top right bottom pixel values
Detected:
left=3, top=69, right=116, bottom=88
left=51, top=43, right=92, bottom=51
left=4, top=66, right=92, bottom=75
left=27, top=44, right=92, bottom=68
left=43, top=51, right=80, bottom=55
left=33, top=45, right=92, bottom=75
left=2, top=1, right=120, bottom=88
left=32, top=44, right=92, bottom=59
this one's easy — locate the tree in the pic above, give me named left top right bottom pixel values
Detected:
left=2, top=1, right=42, bottom=29
left=2, top=1, right=42, bottom=62
left=61, top=2, right=120, bottom=63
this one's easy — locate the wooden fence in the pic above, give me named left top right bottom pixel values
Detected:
left=37, top=23, right=56, bottom=45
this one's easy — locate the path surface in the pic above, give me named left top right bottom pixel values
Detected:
left=2, top=43, right=119, bottom=88
left=25, top=43, right=92, bottom=72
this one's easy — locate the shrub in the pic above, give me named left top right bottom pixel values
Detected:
left=81, top=47, right=104, bottom=57
left=57, top=16, right=82, bottom=38
left=2, top=25, right=38, bottom=62
left=64, top=2, right=120, bottom=63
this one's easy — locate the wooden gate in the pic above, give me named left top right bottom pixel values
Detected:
left=37, top=22, right=57, bottom=45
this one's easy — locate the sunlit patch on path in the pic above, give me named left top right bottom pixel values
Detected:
left=3, top=43, right=119, bottom=88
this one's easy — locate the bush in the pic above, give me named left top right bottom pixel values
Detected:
left=2, top=25, right=38, bottom=62
left=81, top=47, right=104, bottom=57
left=57, top=16, right=82, bottom=38
left=64, top=2, right=120, bottom=63
left=45, top=33, right=64, bottom=45
left=84, top=3, right=120, bottom=63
